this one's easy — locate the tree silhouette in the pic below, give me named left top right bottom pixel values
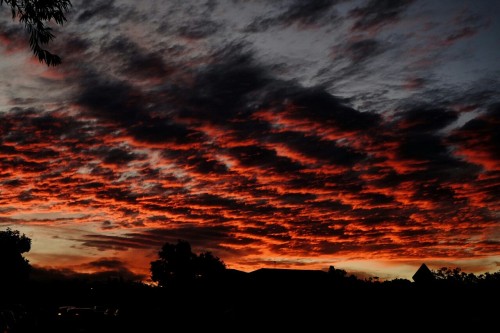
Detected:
left=431, top=266, right=500, bottom=287
left=0, top=227, right=32, bottom=285
left=150, top=239, right=226, bottom=287
left=1, top=0, right=72, bottom=66
left=433, top=266, right=478, bottom=284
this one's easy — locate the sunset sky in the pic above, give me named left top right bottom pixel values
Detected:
left=1, top=0, right=499, bottom=282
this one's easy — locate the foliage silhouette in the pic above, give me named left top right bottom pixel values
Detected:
left=0, top=235, right=498, bottom=333
left=0, top=227, right=32, bottom=286
left=1, top=0, right=72, bottom=66
left=150, top=239, right=226, bottom=287
left=0, top=228, right=31, bottom=304
left=327, top=265, right=361, bottom=285
left=1, top=227, right=499, bottom=332
left=432, top=266, right=500, bottom=286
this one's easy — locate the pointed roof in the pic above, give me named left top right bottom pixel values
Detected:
left=412, top=263, right=435, bottom=283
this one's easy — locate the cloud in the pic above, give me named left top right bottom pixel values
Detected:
left=448, top=103, right=500, bottom=171
left=440, top=10, right=490, bottom=46
left=245, top=0, right=340, bottom=32
left=282, top=87, right=381, bottom=131
left=31, top=260, right=146, bottom=282
left=101, top=36, right=172, bottom=79
left=95, top=146, right=147, bottom=165
left=0, top=22, right=26, bottom=55
left=1, top=41, right=494, bottom=250
left=328, top=37, right=391, bottom=85
left=179, top=43, right=272, bottom=120
left=177, top=19, right=221, bottom=39
left=228, top=145, right=303, bottom=173
left=1, top=0, right=499, bottom=280
left=349, top=0, right=415, bottom=32
left=75, top=0, right=117, bottom=23
left=268, top=130, right=366, bottom=167
left=84, top=257, right=132, bottom=270
left=393, top=107, right=458, bottom=132
left=346, top=39, right=383, bottom=62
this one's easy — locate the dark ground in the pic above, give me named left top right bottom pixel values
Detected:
left=2, top=278, right=498, bottom=332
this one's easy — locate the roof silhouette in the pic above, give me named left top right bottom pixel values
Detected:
left=412, top=263, right=435, bottom=283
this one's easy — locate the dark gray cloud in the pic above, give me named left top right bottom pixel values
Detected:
left=177, top=19, right=221, bottom=39
left=228, top=145, right=304, bottom=173
left=278, top=0, right=340, bottom=25
left=179, top=43, right=272, bottom=122
left=284, top=87, right=381, bottom=131
left=245, top=0, right=340, bottom=32
left=396, top=132, right=482, bottom=182
left=75, top=74, right=204, bottom=145
left=91, top=146, right=146, bottom=165
left=102, top=36, right=172, bottom=79
left=2, top=178, right=25, bottom=187
left=77, top=73, right=145, bottom=123
left=394, top=107, right=458, bottom=133
left=75, top=0, right=117, bottom=23
left=80, top=225, right=235, bottom=254
left=85, top=258, right=128, bottom=270
left=449, top=103, right=500, bottom=161
left=346, top=39, right=383, bottom=63
left=94, top=187, right=139, bottom=205
left=440, top=10, right=491, bottom=46
left=186, top=193, right=241, bottom=209
left=349, top=0, right=415, bottom=31
left=163, top=149, right=229, bottom=175
left=410, top=182, right=463, bottom=206
left=329, top=38, right=390, bottom=84
left=18, top=190, right=35, bottom=202
left=358, top=192, right=396, bottom=206
left=269, top=130, right=366, bottom=166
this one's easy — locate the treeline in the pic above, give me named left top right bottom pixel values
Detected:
left=1, top=228, right=500, bottom=331
left=2, top=228, right=500, bottom=290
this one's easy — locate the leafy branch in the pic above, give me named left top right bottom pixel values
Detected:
left=1, top=0, right=72, bottom=66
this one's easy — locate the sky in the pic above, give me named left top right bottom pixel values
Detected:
left=0, top=0, right=499, bottom=282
